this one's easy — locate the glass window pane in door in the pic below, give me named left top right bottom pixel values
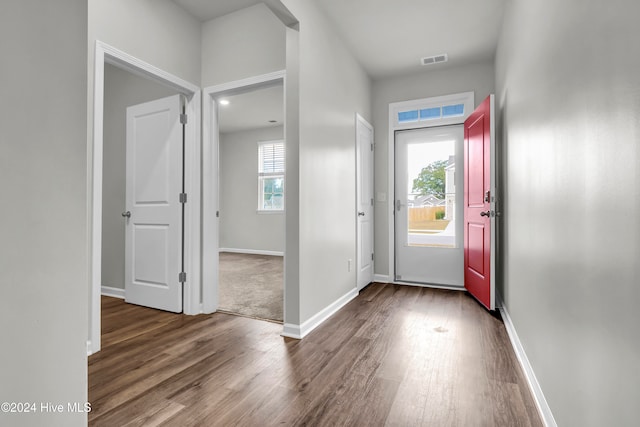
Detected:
left=406, top=140, right=456, bottom=248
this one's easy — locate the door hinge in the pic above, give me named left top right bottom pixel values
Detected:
left=216, top=211, right=220, bottom=218
left=371, top=198, right=374, bottom=206
left=180, top=113, right=188, bottom=124
left=179, top=272, right=187, bottom=283
left=371, top=253, right=374, bottom=261
left=179, top=193, right=187, bottom=204
left=370, top=143, right=374, bottom=152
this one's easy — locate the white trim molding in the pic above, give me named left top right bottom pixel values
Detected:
left=281, top=323, right=303, bottom=339
left=101, top=286, right=125, bottom=299
left=373, top=274, right=391, bottom=283
left=219, top=248, right=284, bottom=257
left=282, top=288, right=358, bottom=339
left=204, top=70, right=286, bottom=96
left=499, top=299, right=557, bottom=427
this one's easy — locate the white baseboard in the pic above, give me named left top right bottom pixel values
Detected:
left=499, top=299, right=557, bottom=427
left=281, top=287, right=359, bottom=339
left=373, top=274, right=391, bottom=283
left=219, top=248, right=284, bottom=256
left=281, top=323, right=302, bottom=339
left=101, top=285, right=125, bottom=299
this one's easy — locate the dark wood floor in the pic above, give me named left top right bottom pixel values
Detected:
left=89, top=283, right=542, bottom=426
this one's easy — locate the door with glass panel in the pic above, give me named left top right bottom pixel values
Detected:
left=395, top=125, right=464, bottom=286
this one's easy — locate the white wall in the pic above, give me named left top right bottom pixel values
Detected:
left=201, top=3, right=286, bottom=87
left=89, top=0, right=201, bottom=84
left=197, top=3, right=294, bottom=318
left=92, top=0, right=370, bottom=331
left=203, top=1, right=372, bottom=325
left=283, top=25, right=301, bottom=324
left=280, top=0, right=372, bottom=323
left=220, top=126, right=285, bottom=253
left=0, top=1, right=88, bottom=426
left=101, top=64, right=176, bottom=290
left=87, top=0, right=202, bottom=336
left=496, top=0, right=640, bottom=425
left=372, top=61, right=495, bottom=277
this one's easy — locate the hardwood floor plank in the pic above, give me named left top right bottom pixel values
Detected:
left=89, top=285, right=543, bottom=426
left=92, top=398, right=184, bottom=427
left=488, top=381, right=534, bottom=427
left=273, top=337, right=372, bottom=426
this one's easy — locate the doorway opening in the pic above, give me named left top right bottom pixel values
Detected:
left=387, top=92, right=474, bottom=288
left=202, top=71, right=287, bottom=324
left=89, top=41, right=201, bottom=354
left=100, top=64, right=182, bottom=311
left=217, top=83, right=285, bottom=323
left=394, top=125, right=463, bottom=286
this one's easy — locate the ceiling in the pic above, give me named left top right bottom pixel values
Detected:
left=217, top=84, right=284, bottom=134
left=315, top=0, right=506, bottom=79
left=172, top=0, right=506, bottom=131
left=172, top=0, right=263, bottom=22
left=172, top=0, right=506, bottom=79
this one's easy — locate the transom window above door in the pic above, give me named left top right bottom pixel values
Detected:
left=391, top=92, right=474, bottom=129
left=397, top=103, right=465, bottom=124
left=258, top=140, right=285, bottom=211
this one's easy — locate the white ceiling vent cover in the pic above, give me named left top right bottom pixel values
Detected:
left=421, top=54, right=448, bottom=66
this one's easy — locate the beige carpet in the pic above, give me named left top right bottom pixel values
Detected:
left=218, top=252, right=283, bottom=323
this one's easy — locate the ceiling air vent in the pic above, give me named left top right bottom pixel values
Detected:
left=421, top=54, right=448, bottom=66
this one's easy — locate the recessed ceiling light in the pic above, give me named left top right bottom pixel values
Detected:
left=219, top=99, right=230, bottom=106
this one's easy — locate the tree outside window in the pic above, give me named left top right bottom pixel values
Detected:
left=412, top=159, right=447, bottom=198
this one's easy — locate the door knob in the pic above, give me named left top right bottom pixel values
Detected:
left=358, top=212, right=365, bottom=217
left=122, top=211, right=131, bottom=218
left=480, top=210, right=491, bottom=217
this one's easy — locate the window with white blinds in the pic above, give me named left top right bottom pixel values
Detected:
left=258, top=140, right=285, bottom=211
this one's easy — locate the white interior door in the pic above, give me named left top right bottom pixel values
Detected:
left=125, top=94, right=183, bottom=313
left=356, top=115, right=374, bottom=290
left=394, top=125, right=464, bottom=286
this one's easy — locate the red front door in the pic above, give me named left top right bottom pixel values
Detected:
left=464, top=95, right=495, bottom=310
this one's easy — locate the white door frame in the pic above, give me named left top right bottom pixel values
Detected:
left=89, top=41, right=202, bottom=354
left=202, top=70, right=286, bottom=317
left=387, top=92, right=474, bottom=286
left=356, top=113, right=374, bottom=290
left=393, top=125, right=464, bottom=287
